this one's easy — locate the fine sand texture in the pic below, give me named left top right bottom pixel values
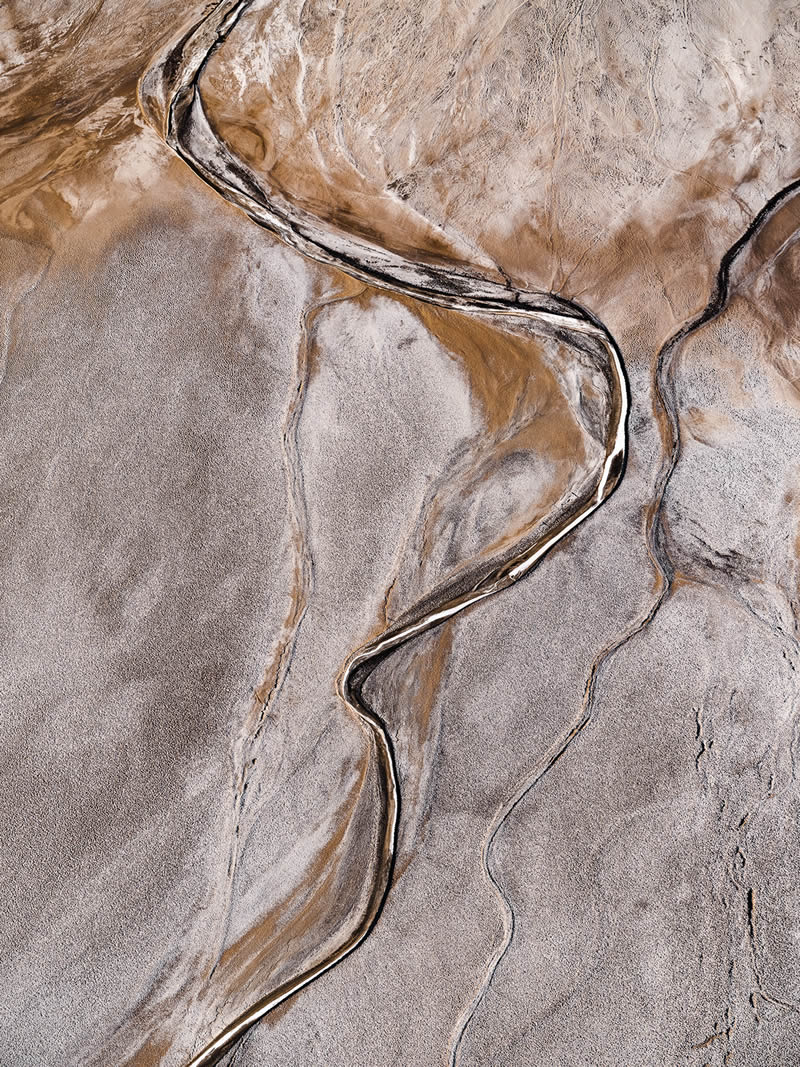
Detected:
left=2, top=3, right=800, bottom=1066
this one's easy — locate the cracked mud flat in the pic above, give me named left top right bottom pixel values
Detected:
left=2, top=2, right=800, bottom=1065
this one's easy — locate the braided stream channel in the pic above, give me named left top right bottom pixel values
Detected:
left=137, top=4, right=630, bottom=1062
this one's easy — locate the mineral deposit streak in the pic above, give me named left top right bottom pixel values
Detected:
left=137, top=2, right=629, bottom=1063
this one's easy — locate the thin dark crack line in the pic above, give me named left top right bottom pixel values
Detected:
left=451, top=165, right=800, bottom=1063
left=630, top=173, right=800, bottom=719
left=649, top=174, right=800, bottom=599
left=138, top=4, right=628, bottom=1064
left=137, top=3, right=800, bottom=1060
left=447, top=565, right=666, bottom=1065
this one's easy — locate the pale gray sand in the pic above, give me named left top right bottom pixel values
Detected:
left=3, top=1, right=800, bottom=1064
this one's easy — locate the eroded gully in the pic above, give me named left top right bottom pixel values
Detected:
left=137, top=2, right=628, bottom=1063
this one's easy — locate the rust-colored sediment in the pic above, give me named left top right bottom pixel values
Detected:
left=135, top=5, right=628, bottom=1066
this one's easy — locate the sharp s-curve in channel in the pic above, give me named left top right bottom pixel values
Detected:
left=137, top=2, right=629, bottom=1063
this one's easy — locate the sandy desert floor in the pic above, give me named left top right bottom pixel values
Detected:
left=2, top=2, right=800, bottom=1065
